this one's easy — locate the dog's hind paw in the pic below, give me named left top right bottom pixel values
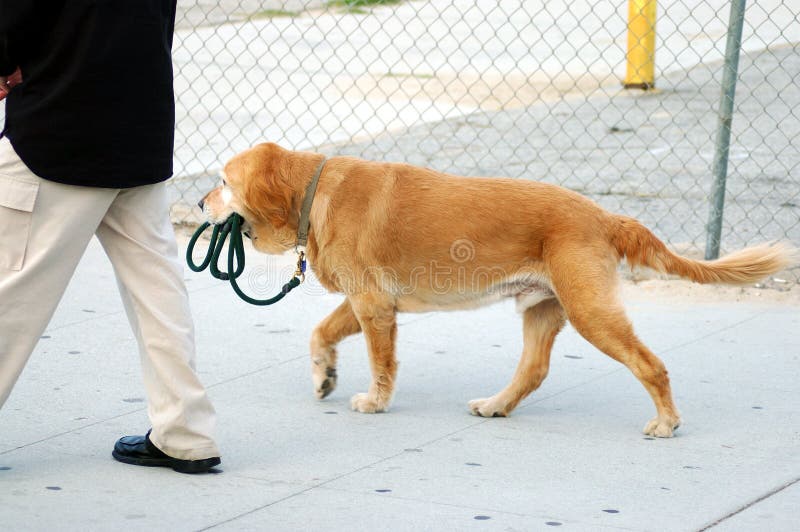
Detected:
left=468, top=397, right=508, bottom=418
left=643, top=416, right=681, bottom=438
left=350, top=393, right=387, bottom=413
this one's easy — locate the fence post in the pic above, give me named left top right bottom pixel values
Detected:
left=624, top=0, right=657, bottom=89
left=705, top=0, right=747, bottom=260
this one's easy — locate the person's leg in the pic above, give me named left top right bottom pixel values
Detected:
left=0, top=138, right=116, bottom=408
left=95, top=181, right=219, bottom=461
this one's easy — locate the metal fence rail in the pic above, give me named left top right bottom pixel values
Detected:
left=3, top=1, right=799, bottom=281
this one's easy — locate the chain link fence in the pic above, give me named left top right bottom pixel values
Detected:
left=167, top=0, right=799, bottom=281
left=3, top=1, right=799, bottom=281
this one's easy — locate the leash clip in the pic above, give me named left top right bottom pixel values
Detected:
left=294, top=250, right=307, bottom=283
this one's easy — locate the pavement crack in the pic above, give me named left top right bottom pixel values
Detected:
left=656, top=308, right=770, bottom=355
left=697, top=475, right=800, bottom=531
left=0, top=408, right=147, bottom=456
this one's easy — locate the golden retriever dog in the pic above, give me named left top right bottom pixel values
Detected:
left=199, top=142, right=795, bottom=437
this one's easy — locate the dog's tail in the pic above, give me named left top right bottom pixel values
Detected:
left=611, top=215, right=797, bottom=285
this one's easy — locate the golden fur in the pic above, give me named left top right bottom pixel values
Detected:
left=201, top=142, right=796, bottom=437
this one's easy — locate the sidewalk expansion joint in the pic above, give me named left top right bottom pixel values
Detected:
left=697, top=475, right=800, bottom=531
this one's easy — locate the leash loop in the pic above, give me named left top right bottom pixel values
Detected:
left=186, top=213, right=303, bottom=306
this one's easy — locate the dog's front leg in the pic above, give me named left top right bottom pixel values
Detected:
left=348, top=294, right=398, bottom=413
left=310, top=299, right=362, bottom=399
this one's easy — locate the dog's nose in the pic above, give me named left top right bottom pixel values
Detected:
left=197, top=198, right=205, bottom=210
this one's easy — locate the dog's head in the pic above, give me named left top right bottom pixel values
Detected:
left=199, top=143, right=304, bottom=254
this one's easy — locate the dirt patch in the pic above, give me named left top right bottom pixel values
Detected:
left=333, top=71, right=619, bottom=111
left=620, top=278, right=798, bottom=305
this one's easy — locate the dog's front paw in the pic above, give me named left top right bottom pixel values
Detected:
left=643, top=415, right=681, bottom=438
left=350, top=393, right=387, bottom=413
left=313, top=366, right=337, bottom=400
left=468, top=397, right=508, bottom=418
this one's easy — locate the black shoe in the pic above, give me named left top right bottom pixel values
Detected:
left=112, top=430, right=221, bottom=474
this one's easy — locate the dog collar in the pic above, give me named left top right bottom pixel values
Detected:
left=296, top=156, right=327, bottom=249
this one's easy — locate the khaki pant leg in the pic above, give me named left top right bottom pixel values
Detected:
left=0, top=138, right=116, bottom=408
left=95, top=182, right=219, bottom=460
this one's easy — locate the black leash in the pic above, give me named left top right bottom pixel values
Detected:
left=186, top=213, right=305, bottom=306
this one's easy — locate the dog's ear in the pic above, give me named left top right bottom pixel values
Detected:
left=241, top=144, right=295, bottom=228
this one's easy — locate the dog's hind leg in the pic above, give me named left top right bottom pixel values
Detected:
left=550, top=255, right=682, bottom=437
left=469, top=298, right=566, bottom=417
left=311, top=299, right=362, bottom=399
left=348, top=293, right=398, bottom=413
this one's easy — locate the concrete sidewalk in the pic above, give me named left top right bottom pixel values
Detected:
left=1, top=235, right=798, bottom=531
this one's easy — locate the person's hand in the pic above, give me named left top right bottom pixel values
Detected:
left=0, top=68, right=23, bottom=101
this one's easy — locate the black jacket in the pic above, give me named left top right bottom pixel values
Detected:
left=0, top=0, right=178, bottom=188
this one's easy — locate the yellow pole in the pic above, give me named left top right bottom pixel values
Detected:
left=624, top=0, right=657, bottom=89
